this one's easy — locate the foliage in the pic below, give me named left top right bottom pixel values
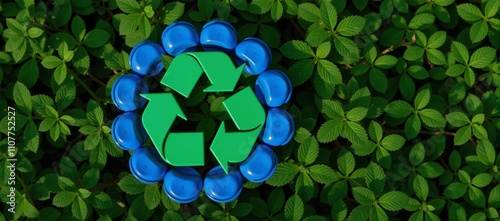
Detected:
left=1, top=0, right=500, bottom=220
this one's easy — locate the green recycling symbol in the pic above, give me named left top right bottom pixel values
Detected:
left=141, top=52, right=265, bottom=174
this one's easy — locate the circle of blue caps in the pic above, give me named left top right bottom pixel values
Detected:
left=110, top=20, right=295, bottom=204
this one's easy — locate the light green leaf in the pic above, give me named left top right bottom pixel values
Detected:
left=426, top=49, right=447, bottom=65
left=271, top=0, right=283, bottom=21
left=374, top=55, right=397, bottom=69
left=454, top=125, right=471, bottom=146
left=320, top=1, right=337, bottom=30
left=451, top=41, right=469, bottom=64
left=369, top=121, right=383, bottom=142
left=413, top=175, right=429, bottom=201
left=298, top=3, right=321, bottom=23
left=445, top=64, right=466, bottom=77
left=163, top=2, right=185, bottom=25
left=53, top=191, right=76, bottom=207
left=336, top=15, right=366, bottom=36
left=446, top=112, right=470, bottom=127
left=14, top=82, right=32, bottom=114
left=322, top=99, right=344, bottom=119
left=471, top=173, right=493, bottom=188
left=352, top=187, right=376, bottom=205
left=468, top=186, right=486, bottom=208
left=118, top=174, right=146, bottom=194
left=385, top=100, right=413, bottom=118
left=476, top=140, right=495, bottom=166
left=41, top=56, right=62, bottom=69
left=348, top=205, right=371, bottom=221
left=457, top=3, right=483, bottom=22
left=346, top=107, right=368, bottom=122
left=144, top=184, right=161, bottom=209
left=344, top=121, right=368, bottom=145
left=284, top=195, right=304, bottom=221
left=408, top=13, right=435, bottom=29
left=469, top=47, right=496, bottom=68
left=472, top=124, right=488, bottom=140
left=470, top=20, right=488, bottom=43
left=427, top=31, right=446, bottom=48
left=83, top=29, right=110, bottom=48
left=419, top=109, right=446, bottom=128
left=317, top=119, right=343, bottom=143
left=381, top=134, right=405, bottom=151
left=414, top=89, right=430, bottom=110
left=280, top=40, right=314, bottom=60
left=267, top=162, right=299, bottom=186
left=317, top=59, right=342, bottom=85
left=298, top=136, right=319, bottom=165
left=308, top=164, right=339, bottom=184
left=334, top=35, right=359, bottom=62
left=116, top=0, right=141, bottom=13
left=72, top=196, right=87, bottom=220
left=337, top=149, right=355, bottom=176
left=403, top=46, right=425, bottom=61
left=316, top=42, right=331, bottom=59
left=378, top=191, right=409, bottom=211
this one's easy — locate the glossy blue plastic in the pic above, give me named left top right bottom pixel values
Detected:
left=235, top=37, right=272, bottom=75
left=162, top=21, right=199, bottom=56
left=129, top=40, right=166, bottom=77
left=255, top=70, right=292, bottom=107
left=204, top=166, right=243, bottom=203
left=260, top=108, right=295, bottom=146
left=111, top=112, right=148, bottom=151
left=129, top=146, right=168, bottom=184
left=111, top=74, right=148, bottom=111
left=200, top=20, right=238, bottom=53
left=163, top=167, right=203, bottom=203
left=239, top=144, right=278, bottom=183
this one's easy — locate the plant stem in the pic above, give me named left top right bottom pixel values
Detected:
left=71, top=71, right=105, bottom=103
left=86, top=72, right=107, bottom=87
left=90, top=179, right=120, bottom=191
left=378, top=38, right=412, bottom=56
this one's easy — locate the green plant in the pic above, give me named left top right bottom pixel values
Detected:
left=1, top=0, right=500, bottom=220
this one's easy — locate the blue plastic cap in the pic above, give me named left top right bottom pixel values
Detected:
left=235, top=37, right=272, bottom=75
left=204, top=166, right=243, bottom=203
left=163, top=167, right=203, bottom=203
left=111, top=74, right=148, bottom=112
left=129, top=146, right=168, bottom=184
left=111, top=112, right=148, bottom=151
left=162, top=21, right=199, bottom=56
left=255, top=70, right=292, bottom=107
left=200, top=20, right=238, bottom=53
left=239, top=144, right=278, bottom=183
left=260, top=108, right=295, bottom=146
left=129, top=40, right=166, bottom=77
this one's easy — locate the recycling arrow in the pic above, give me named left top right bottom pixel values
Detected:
left=210, top=87, right=265, bottom=174
left=161, top=52, right=245, bottom=98
left=141, top=93, right=204, bottom=166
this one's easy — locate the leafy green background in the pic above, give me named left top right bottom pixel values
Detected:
left=1, top=0, right=500, bottom=220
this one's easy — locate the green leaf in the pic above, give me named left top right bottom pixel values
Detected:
left=414, top=89, right=430, bottom=110
left=334, top=36, right=359, bottom=62
left=468, top=186, right=486, bottom=208
left=385, top=100, right=413, bottom=118
left=344, top=121, right=368, bottom=145
left=408, top=13, right=435, bottom=29
left=14, top=81, right=32, bottom=114
left=267, top=162, right=299, bottom=186
left=485, top=0, right=500, bottom=18
left=409, top=143, right=425, bottom=166
left=369, top=68, right=388, bottom=93
left=298, top=3, right=321, bottom=23
left=353, top=187, right=376, bottom=205
left=337, top=149, right=355, bottom=176
left=284, top=195, right=304, bottom=221
left=83, top=29, right=110, bottom=48
left=471, top=173, right=493, bottom=188
left=446, top=112, right=470, bottom=127
left=416, top=162, right=444, bottom=178
left=427, top=31, right=446, bottom=48
left=457, top=3, right=483, bottom=22
left=308, top=164, right=339, bottom=184
left=287, top=59, right=315, bottom=86
left=41, top=56, right=62, bottom=69
left=248, top=0, right=274, bottom=14
left=426, top=49, right=447, bottom=65
left=444, top=182, right=468, bottom=199
left=72, top=196, right=88, bottom=220
left=469, top=47, right=496, bottom=68
left=53, top=191, right=76, bottom=207
left=419, top=109, right=446, bottom=128
left=451, top=41, right=469, bottom=64
left=116, top=0, right=141, bottom=13
left=144, top=184, right=161, bottom=209
left=454, top=126, right=471, bottom=146
left=118, top=174, right=146, bottom=194
left=403, top=46, right=425, bottom=61
left=381, top=134, right=405, bottom=151
left=268, top=188, right=284, bottom=215
left=348, top=205, right=371, bottom=221
left=470, top=20, right=488, bottom=43
left=317, top=59, right=342, bottom=85
left=366, top=162, right=386, bottom=195
left=378, top=191, right=409, bottom=211
left=369, top=121, right=383, bottom=142
left=476, top=140, right=495, bottom=166
left=86, top=100, right=104, bottom=126
left=271, top=1, right=283, bottom=21
left=472, top=124, right=488, bottom=140
left=317, top=119, right=343, bottom=143
left=316, top=42, right=331, bottom=59
left=295, top=173, right=314, bottom=201
left=322, top=99, right=344, bottom=119
left=413, top=175, right=429, bottom=201
left=336, top=16, right=366, bottom=36
left=162, top=2, right=185, bottom=25
left=306, top=29, right=330, bottom=47
left=18, top=58, right=39, bottom=88
left=374, top=55, right=397, bottom=69
left=71, top=15, right=86, bottom=41
left=298, top=136, right=319, bottom=165
left=320, top=1, right=337, bottom=30
left=346, top=107, right=368, bottom=122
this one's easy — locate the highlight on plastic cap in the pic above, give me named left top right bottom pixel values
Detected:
left=204, top=166, right=243, bottom=203
left=129, top=40, right=166, bottom=77
left=255, top=70, right=292, bottom=107
left=260, top=108, right=295, bottom=146
left=162, top=21, right=199, bottom=56
left=163, top=167, right=203, bottom=203
left=200, top=20, right=238, bottom=53
left=111, top=74, right=148, bottom=111
left=111, top=112, right=148, bottom=151
left=239, top=144, right=278, bottom=183
left=129, top=146, right=168, bottom=184
left=235, top=37, right=272, bottom=75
